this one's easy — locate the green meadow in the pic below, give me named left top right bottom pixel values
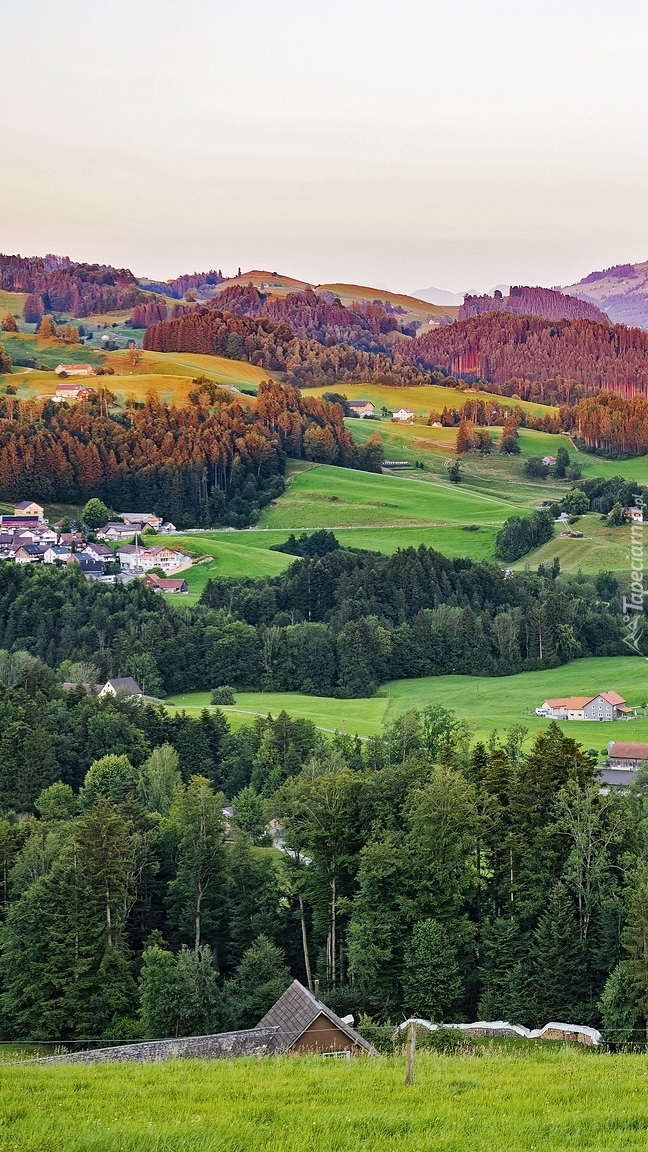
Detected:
left=4, top=1048, right=648, bottom=1152
left=261, top=465, right=515, bottom=530
left=169, top=655, right=648, bottom=749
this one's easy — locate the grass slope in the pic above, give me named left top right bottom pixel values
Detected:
left=262, top=465, right=514, bottom=530
left=171, top=656, right=648, bottom=747
left=307, top=380, right=558, bottom=419
left=5, top=1048, right=648, bottom=1151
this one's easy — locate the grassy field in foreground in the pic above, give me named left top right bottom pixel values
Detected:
left=5, top=1048, right=648, bottom=1151
left=168, top=656, right=648, bottom=748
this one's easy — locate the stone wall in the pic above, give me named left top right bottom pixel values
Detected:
left=35, top=1027, right=280, bottom=1065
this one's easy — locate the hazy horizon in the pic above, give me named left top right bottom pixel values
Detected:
left=2, top=0, right=648, bottom=294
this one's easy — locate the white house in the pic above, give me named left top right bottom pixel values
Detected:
left=542, top=455, right=556, bottom=466
left=116, top=543, right=186, bottom=574
left=392, top=407, right=414, bottom=422
left=97, top=522, right=142, bottom=542
left=44, top=545, right=72, bottom=564
left=625, top=506, right=644, bottom=523
left=99, top=677, right=142, bottom=698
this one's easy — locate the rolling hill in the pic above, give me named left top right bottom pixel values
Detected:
left=564, top=259, right=648, bottom=328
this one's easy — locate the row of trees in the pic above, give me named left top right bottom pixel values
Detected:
left=3, top=681, right=648, bottom=1044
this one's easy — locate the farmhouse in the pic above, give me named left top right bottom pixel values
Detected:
left=601, top=741, right=648, bottom=786
left=536, top=691, right=634, bottom=721
left=99, top=677, right=142, bottom=699
left=143, top=573, right=188, bottom=593
left=347, top=400, right=375, bottom=418
left=54, top=363, right=94, bottom=377
left=118, top=512, right=162, bottom=530
left=53, top=381, right=95, bottom=402
left=392, top=407, right=414, bottom=422
left=542, top=455, right=556, bottom=466
left=98, top=522, right=141, bottom=541
left=625, top=506, right=644, bottom=523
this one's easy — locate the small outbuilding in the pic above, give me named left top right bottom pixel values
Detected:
left=257, top=980, right=376, bottom=1056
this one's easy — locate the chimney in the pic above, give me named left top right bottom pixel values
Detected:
left=314, top=979, right=320, bottom=1000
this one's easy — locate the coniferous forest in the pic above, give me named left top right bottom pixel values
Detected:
left=0, top=644, right=646, bottom=1045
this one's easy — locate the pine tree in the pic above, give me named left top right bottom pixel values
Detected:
left=529, top=885, right=587, bottom=1026
left=402, top=918, right=463, bottom=1021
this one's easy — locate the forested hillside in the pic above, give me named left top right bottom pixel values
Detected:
left=0, top=664, right=645, bottom=1045
left=0, top=384, right=383, bottom=527
left=143, top=305, right=430, bottom=387
left=0, top=254, right=148, bottom=320
left=459, top=285, right=606, bottom=324
left=213, top=283, right=418, bottom=349
left=406, top=313, right=648, bottom=398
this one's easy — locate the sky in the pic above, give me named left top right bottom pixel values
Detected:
left=2, top=0, right=648, bottom=294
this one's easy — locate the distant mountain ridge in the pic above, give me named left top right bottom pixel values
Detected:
left=563, top=260, right=648, bottom=328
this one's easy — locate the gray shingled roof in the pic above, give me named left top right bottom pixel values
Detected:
left=104, top=677, right=142, bottom=695
left=257, top=979, right=376, bottom=1053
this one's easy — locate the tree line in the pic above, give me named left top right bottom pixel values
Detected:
left=562, top=392, right=648, bottom=455
left=0, top=384, right=382, bottom=527
left=1, top=671, right=648, bottom=1046
left=143, top=305, right=432, bottom=389
left=459, top=285, right=606, bottom=324
left=0, top=545, right=632, bottom=714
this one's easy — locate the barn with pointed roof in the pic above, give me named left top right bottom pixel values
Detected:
left=258, top=980, right=377, bottom=1055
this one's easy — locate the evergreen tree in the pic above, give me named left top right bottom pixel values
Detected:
left=529, top=885, right=587, bottom=1026
left=224, top=934, right=291, bottom=1029
left=166, top=777, right=227, bottom=956
left=402, top=918, right=463, bottom=1021
left=139, top=943, right=221, bottom=1038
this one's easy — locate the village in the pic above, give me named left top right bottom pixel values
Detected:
left=0, top=500, right=190, bottom=592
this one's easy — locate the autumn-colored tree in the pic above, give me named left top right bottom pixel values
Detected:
left=455, top=418, right=474, bottom=454
left=126, top=346, right=142, bottom=370
left=1, top=314, right=18, bottom=333
left=38, top=315, right=57, bottom=340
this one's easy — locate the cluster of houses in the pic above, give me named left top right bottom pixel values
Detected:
left=0, top=502, right=188, bottom=590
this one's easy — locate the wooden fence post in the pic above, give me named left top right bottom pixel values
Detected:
left=405, top=1020, right=416, bottom=1086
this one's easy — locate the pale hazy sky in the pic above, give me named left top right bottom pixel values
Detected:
left=2, top=0, right=648, bottom=292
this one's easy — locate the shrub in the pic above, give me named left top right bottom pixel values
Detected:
left=211, top=685, right=236, bottom=705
